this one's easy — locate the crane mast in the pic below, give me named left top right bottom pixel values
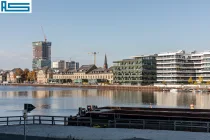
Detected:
left=88, top=52, right=99, bottom=65
left=41, top=26, right=47, bottom=42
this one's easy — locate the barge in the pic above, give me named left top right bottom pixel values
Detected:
left=71, top=105, right=210, bottom=121
left=67, top=105, right=210, bottom=132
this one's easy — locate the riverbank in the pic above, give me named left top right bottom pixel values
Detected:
left=0, top=125, right=210, bottom=140
left=8, top=83, right=163, bottom=91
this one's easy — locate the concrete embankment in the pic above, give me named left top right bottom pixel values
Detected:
left=0, top=125, right=210, bottom=140
left=0, top=133, right=80, bottom=140
left=9, top=83, right=163, bottom=91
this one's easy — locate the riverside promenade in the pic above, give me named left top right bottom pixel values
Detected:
left=8, top=83, right=163, bottom=91
left=1, top=125, right=210, bottom=140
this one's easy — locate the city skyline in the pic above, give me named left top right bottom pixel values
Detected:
left=1, top=0, right=210, bottom=69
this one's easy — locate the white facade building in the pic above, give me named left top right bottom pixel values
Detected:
left=157, top=50, right=210, bottom=84
left=192, top=51, right=210, bottom=82
left=156, top=50, right=193, bottom=83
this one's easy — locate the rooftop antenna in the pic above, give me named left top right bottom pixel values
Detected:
left=41, top=26, right=47, bottom=42
left=88, top=52, right=99, bottom=65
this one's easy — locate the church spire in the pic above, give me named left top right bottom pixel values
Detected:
left=104, top=54, right=108, bottom=69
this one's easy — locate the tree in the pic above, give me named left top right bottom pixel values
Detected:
left=23, top=68, right=30, bottom=81
left=162, top=81, right=166, bottom=85
left=27, top=70, right=36, bottom=82
left=207, top=81, right=210, bottom=85
left=30, top=70, right=37, bottom=81
left=15, top=68, right=23, bottom=76
left=198, top=76, right=203, bottom=84
left=27, top=72, right=32, bottom=81
left=188, top=77, right=193, bottom=84
left=13, top=68, right=23, bottom=83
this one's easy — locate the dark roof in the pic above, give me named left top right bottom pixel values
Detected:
left=89, top=67, right=111, bottom=74
left=77, top=64, right=95, bottom=72
left=11, top=68, right=22, bottom=72
left=65, top=69, right=76, bottom=73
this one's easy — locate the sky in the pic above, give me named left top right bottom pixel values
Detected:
left=1, top=0, right=210, bottom=70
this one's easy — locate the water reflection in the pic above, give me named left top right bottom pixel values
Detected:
left=1, top=86, right=210, bottom=116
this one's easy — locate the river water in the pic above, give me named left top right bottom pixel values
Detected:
left=0, top=86, right=210, bottom=116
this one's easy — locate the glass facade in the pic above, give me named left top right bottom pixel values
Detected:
left=32, top=59, right=51, bottom=70
left=113, top=56, right=157, bottom=85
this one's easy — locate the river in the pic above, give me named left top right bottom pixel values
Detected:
left=0, top=86, right=210, bottom=116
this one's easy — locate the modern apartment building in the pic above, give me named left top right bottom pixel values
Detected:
left=32, top=41, right=52, bottom=70
left=191, top=51, right=210, bottom=82
left=157, top=50, right=210, bottom=84
left=113, top=55, right=157, bottom=85
left=157, top=50, right=190, bottom=83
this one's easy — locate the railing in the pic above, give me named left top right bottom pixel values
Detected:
left=0, top=115, right=210, bottom=133
left=0, top=115, right=68, bottom=126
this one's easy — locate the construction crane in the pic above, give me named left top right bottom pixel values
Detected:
left=88, top=52, right=99, bottom=65
left=41, top=26, right=47, bottom=42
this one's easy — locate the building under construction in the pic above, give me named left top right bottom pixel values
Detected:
left=32, top=26, right=52, bottom=70
left=32, top=41, right=52, bottom=70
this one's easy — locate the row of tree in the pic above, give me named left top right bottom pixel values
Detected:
left=188, top=76, right=207, bottom=85
left=162, top=76, right=210, bottom=85
left=13, top=68, right=37, bottom=82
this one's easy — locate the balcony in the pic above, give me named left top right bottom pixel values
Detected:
left=157, top=66, right=178, bottom=69
left=157, top=70, right=196, bottom=73
left=157, top=79, right=188, bottom=81
left=157, top=74, right=194, bottom=77
left=156, top=57, right=184, bottom=60
left=156, top=61, right=183, bottom=64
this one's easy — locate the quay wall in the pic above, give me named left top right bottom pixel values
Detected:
left=154, top=83, right=210, bottom=88
left=2, top=83, right=210, bottom=91
left=6, top=83, right=163, bottom=91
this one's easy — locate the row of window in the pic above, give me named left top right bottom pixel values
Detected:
left=53, top=75, right=113, bottom=79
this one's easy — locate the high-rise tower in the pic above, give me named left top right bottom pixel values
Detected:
left=104, top=54, right=108, bottom=69
left=32, top=41, right=52, bottom=70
